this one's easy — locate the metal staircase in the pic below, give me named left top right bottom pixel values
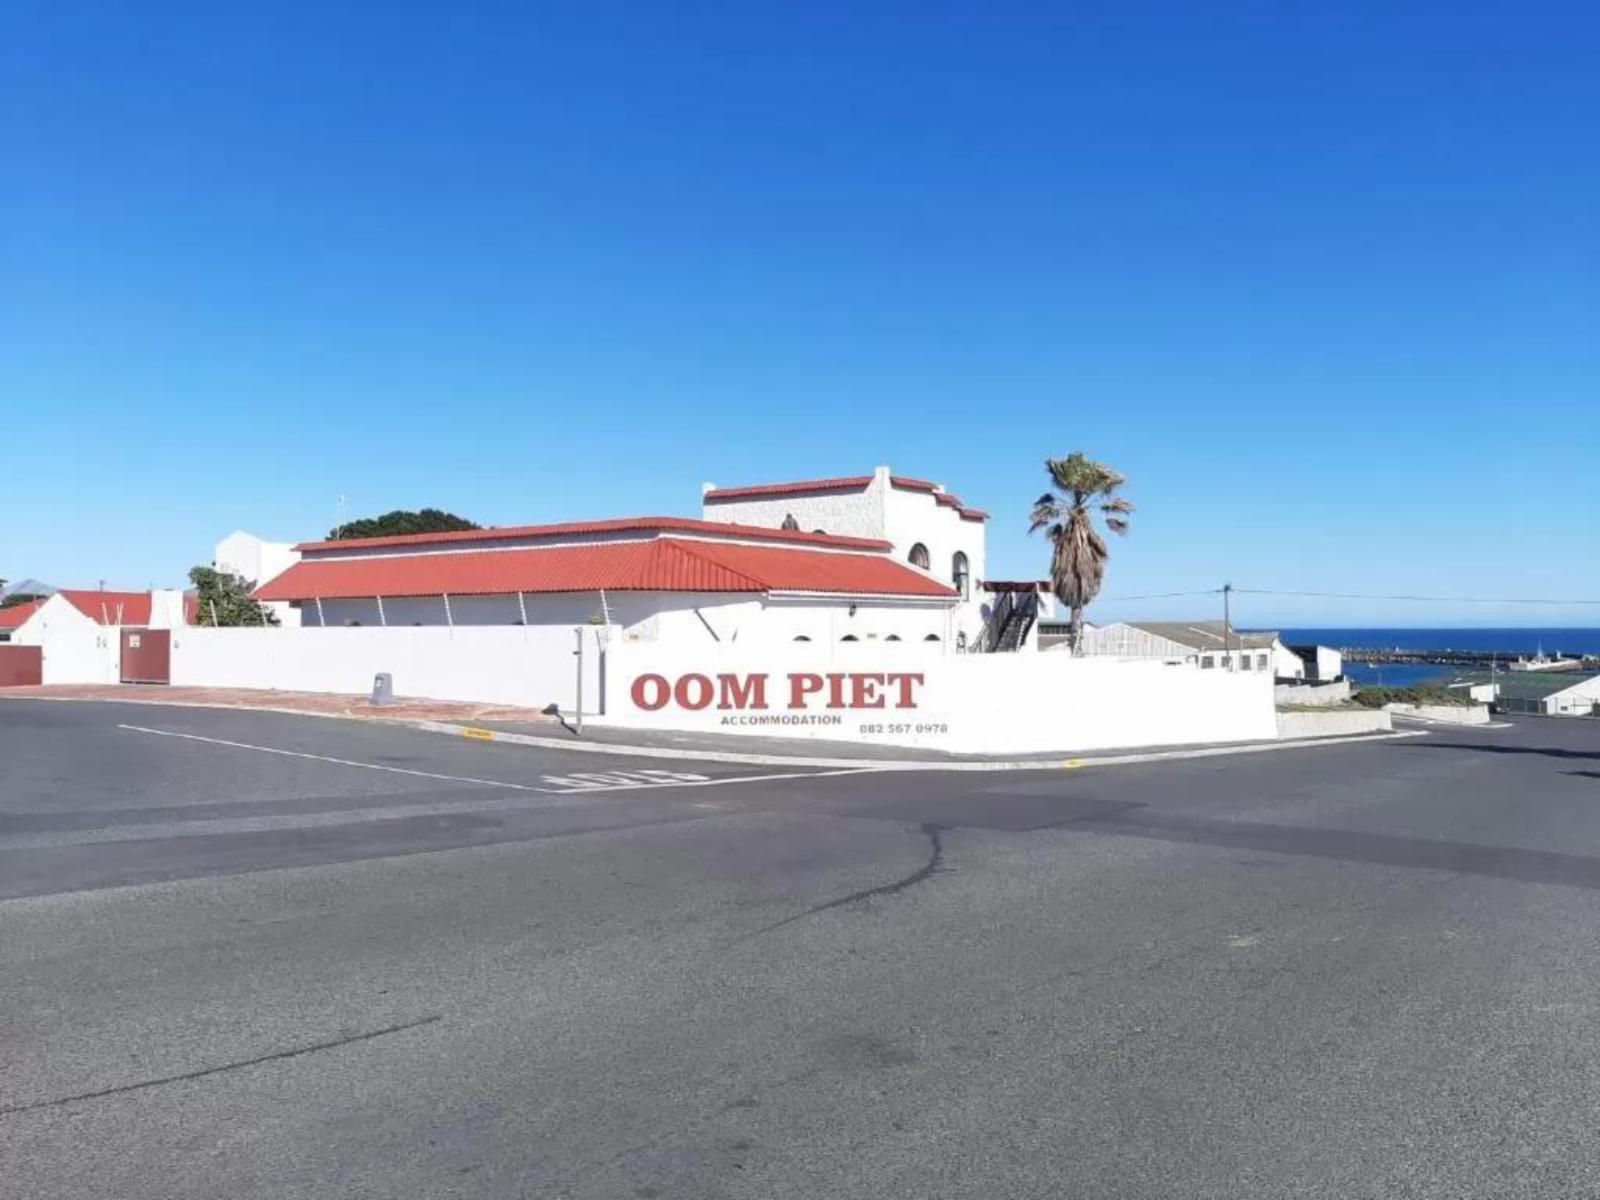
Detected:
left=973, top=588, right=1040, bottom=652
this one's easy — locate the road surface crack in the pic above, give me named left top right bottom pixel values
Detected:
left=0, top=1015, right=442, bottom=1117
left=749, top=823, right=947, bottom=936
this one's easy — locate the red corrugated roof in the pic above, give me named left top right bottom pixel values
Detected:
left=58, top=590, right=153, bottom=626
left=702, top=477, right=874, bottom=502
left=295, top=516, right=889, bottom=554
left=257, top=537, right=956, bottom=602
left=0, top=598, right=45, bottom=629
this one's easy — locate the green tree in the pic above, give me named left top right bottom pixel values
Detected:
left=330, top=508, right=480, bottom=540
left=189, top=566, right=280, bottom=626
left=1, top=592, right=47, bottom=609
left=1029, top=453, right=1133, bottom=654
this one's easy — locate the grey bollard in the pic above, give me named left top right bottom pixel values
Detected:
left=371, top=672, right=394, bottom=706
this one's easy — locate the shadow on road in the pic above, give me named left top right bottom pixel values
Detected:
left=1396, top=740, right=1600, bottom=761
left=1074, top=809, right=1600, bottom=891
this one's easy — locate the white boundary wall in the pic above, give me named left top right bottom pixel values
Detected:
left=40, top=629, right=119, bottom=685
left=171, top=626, right=602, bottom=711
left=596, top=642, right=1276, bottom=754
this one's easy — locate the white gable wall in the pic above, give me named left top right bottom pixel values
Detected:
left=699, top=479, right=886, bottom=540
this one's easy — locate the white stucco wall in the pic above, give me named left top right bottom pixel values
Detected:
left=1273, top=642, right=1306, bottom=680
left=39, top=628, right=119, bottom=684
left=702, top=467, right=987, bottom=644
left=6, top=594, right=99, bottom=646
left=171, top=625, right=603, bottom=712
left=216, top=531, right=303, bottom=627
left=700, top=480, right=886, bottom=540
left=600, top=643, right=1277, bottom=754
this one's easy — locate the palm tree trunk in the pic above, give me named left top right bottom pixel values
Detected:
left=1070, top=604, right=1084, bottom=655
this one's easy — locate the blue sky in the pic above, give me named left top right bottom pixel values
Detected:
left=4, top=1, right=1597, bottom=626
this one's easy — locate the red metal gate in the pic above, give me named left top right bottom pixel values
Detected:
left=120, top=629, right=171, bottom=684
left=0, top=645, right=42, bottom=686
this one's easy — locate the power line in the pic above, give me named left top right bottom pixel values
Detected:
left=1233, top=587, right=1600, bottom=606
left=1095, top=588, right=1224, bottom=603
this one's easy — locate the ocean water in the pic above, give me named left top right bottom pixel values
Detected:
left=1278, top=628, right=1600, bottom=687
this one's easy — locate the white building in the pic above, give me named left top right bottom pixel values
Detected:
left=256, top=515, right=962, bottom=645
left=214, top=531, right=301, bottom=626
left=1489, top=672, right=1600, bottom=716
left=0, top=588, right=192, bottom=685
left=700, top=467, right=989, bottom=645
left=1076, top=620, right=1287, bottom=673
left=1284, top=643, right=1343, bottom=682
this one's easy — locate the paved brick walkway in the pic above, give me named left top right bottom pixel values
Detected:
left=0, top=684, right=559, bottom=727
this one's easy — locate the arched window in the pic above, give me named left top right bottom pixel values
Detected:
left=781, top=513, right=800, bottom=532
left=908, top=542, right=930, bottom=570
left=952, top=551, right=969, bottom=599
left=841, top=634, right=859, bottom=642
left=793, top=635, right=811, bottom=642
left=924, top=634, right=941, bottom=642
left=812, top=528, right=826, bottom=535
left=886, top=634, right=902, bottom=642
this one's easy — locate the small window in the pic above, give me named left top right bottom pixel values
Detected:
left=952, top=551, right=970, bottom=599
left=793, top=635, right=811, bottom=642
left=812, top=528, right=826, bottom=535
left=1257, top=653, right=1269, bottom=671
left=909, top=543, right=930, bottom=569
left=841, top=634, right=859, bottom=642
left=1240, top=654, right=1252, bottom=671
left=886, top=634, right=902, bottom=642
left=924, top=634, right=941, bottom=642
left=1201, top=656, right=1213, bottom=669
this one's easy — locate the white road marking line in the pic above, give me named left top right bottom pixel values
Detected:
left=540, top=767, right=878, bottom=794
left=117, top=724, right=549, bottom=791
left=418, top=719, right=1428, bottom=771
left=115, top=724, right=871, bottom=798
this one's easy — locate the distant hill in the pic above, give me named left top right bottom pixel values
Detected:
left=0, top=579, right=55, bottom=601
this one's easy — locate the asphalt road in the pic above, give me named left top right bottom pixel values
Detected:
left=6, top=700, right=1600, bottom=1198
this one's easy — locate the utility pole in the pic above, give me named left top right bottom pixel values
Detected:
left=1222, top=583, right=1234, bottom=670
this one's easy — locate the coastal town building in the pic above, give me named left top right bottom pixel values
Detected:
left=1474, top=671, right=1600, bottom=717
left=214, top=531, right=301, bottom=626
left=252, top=467, right=1020, bottom=648
left=0, top=588, right=192, bottom=686
left=254, top=515, right=963, bottom=645
left=1074, top=620, right=1294, bottom=674
left=700, top=467, right=988, bottom=645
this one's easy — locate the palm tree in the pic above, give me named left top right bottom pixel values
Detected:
left=1029, top=453, right=1133, bottom=654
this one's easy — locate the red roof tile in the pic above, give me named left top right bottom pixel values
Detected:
left=58, top=590, right=153, bottom=626
left=701, top=477, right=874, bottom=502
left=257, top=538, right=956, bottom=602
left=959, top=508, right=989, bottom=521
left=888, top=475, right=940, bottom=493
left=0, top=598, right=45, bottom=629
left=295, top=516, right=889, bottom=554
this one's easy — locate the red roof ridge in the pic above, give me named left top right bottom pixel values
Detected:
left=888, top=475, right=940, bottom=493
left=0, top=598, right=46, bottom=628
left=55, top=589, right=155, bottom=626
left=295, top=516, right=891, bottom=554
left=702, top=476, right=874, bottom=502
left=256, top=538, right=956, bottom=603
